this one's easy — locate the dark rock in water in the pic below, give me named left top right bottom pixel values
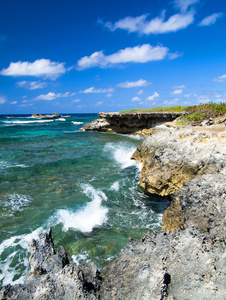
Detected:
left=32, top=113, right=61, bottom=119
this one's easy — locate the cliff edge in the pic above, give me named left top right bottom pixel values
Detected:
left=80, top=111, right=183, bottom=135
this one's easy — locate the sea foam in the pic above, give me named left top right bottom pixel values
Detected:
left=55, top=184, right=108, bottom=233
left=104, top=142, right=141, bottom=170
left=0, top=227, right=43, bottom=287
left=72, top=121, right=84, bottom=125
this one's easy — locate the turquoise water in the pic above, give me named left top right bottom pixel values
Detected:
left=0, top=114, right=168, bottom=288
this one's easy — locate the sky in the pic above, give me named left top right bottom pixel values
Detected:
left=0, top=0, right=226, bottom=114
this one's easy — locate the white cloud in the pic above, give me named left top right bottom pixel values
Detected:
left=101, top=12, right=194, bottom=35
left=105, top=93, right=112, bottom=97
left=132, top=96, right=141, bottom=102
left=10, top=101, right=18, bottom=105
left=16, top=80, right=47, bottom=90
left=71, top=99, right=81, bottom=103
left=174, top=0, right=199, bottom=12
left=146, top=92, right=159, bottom=101
left=212, top=74, right=226, bottom=83
left=174, top=84, right=186, bottom=89
left=199, top=13, right=223, bottom=26
left=164, top=98, right=179, bottom=105
left=0, top=95, right=7, bottom=104
left=1, top=59, right=66, bottom=79
left=77, top=44, right=169, bottom=70
left=197, top=95, right=211, bottom=103
left=35, top=92, right=75, bottom=101
left=168, top=51, right=183, bottom=60
left=117, top=79, right=151, bottom=88
left=171, top=89, right=183, bottom=95
left=184, top=93, right=191, bottom=98
left=79, top=87, right=114, bottom=93
left=137, top=90, right=144, bottom=95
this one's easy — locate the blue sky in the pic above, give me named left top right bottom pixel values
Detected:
left=0, top=0, right=225, bottom=114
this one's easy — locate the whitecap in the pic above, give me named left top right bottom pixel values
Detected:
left=72, top=121, right=84, bottom=125
left=0, top=227, right=43, bottom=287
left=55, top=184, right=108, bottom=233
left=3, top=120, right=54, bottom=124
left=109, top=181, right=120, bottom=192
left=58, top=118, right=66, bottom=121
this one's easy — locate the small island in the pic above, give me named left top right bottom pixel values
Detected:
left=31, top=113, right=61, bottom=119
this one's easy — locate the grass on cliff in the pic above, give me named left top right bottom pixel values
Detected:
left=120, top=103, right=226, bottom=125
left=120, top=105, right=188, bottom=114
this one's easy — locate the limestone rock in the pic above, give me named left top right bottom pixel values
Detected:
left=132, top=125, right=226, bottom=196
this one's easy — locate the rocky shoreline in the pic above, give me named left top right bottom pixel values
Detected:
left=1, top=118, right=225, bottom=299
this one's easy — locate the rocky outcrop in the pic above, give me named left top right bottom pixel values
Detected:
left=80, top=112, right=184, bottom=135
left=132, top=124, right=226, bottom=197
left=32, top=113, right=61, bottom=119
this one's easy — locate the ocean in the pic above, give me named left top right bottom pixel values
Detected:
left=0, top=114, right=168, bottom=288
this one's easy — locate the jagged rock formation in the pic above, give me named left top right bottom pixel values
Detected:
left=32, top=113, right=61, bottom=119
left=0, top=228, right=102, bottom=300
left=80, top=112, right=183, bottom=135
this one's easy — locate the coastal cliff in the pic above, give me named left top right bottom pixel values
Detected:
left=1, top=122, right=225, bottom=299
left=80, top=111, right=183, bottom=135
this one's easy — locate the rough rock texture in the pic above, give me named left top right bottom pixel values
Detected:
left=32, top=113, right=61, bottom=119
left=132, top=125, right=226, bottom=197
left=80, top=112, right=183, bottom=135
left=99, top=173, right=226, bottom=299
left=0, top=228, right=102, bottom=300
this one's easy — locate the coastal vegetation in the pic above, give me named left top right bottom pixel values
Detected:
left=120, top=103, right=226, bottom=125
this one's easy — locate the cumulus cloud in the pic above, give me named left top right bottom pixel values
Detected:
left=199, top=13, right=223, bottom=26
left=173, top=0, right=199, bottom=12
left=79, top=87, right=114, bottom=93
left=117, top=79, right=151, bottom=88
left=132, top=97, right=141, bottom=102
left=10, top=101, right=18, bottom=105
left=16, top=80, right=47, bottom=90
left=171, top=89, right=183, bottom=95
left=146, top=92, right=159, bottom=101
left=100, top=12, right=194, bottom=35
left=1, top=59, right=66, bottom=79
left=105, top=93, right=112, bottom=97
left=212, top=74, right=226, bottom=83
left=35, top=91, right=76, bottom=101
left=77, top=44, right=170, bottom=70
left=0, top=95, right=7, bottom=104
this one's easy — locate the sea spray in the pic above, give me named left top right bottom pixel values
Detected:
left=55, top=184, right=108, bottom=233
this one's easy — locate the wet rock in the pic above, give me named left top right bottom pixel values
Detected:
left=0, top=228, right=102, bottom=300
